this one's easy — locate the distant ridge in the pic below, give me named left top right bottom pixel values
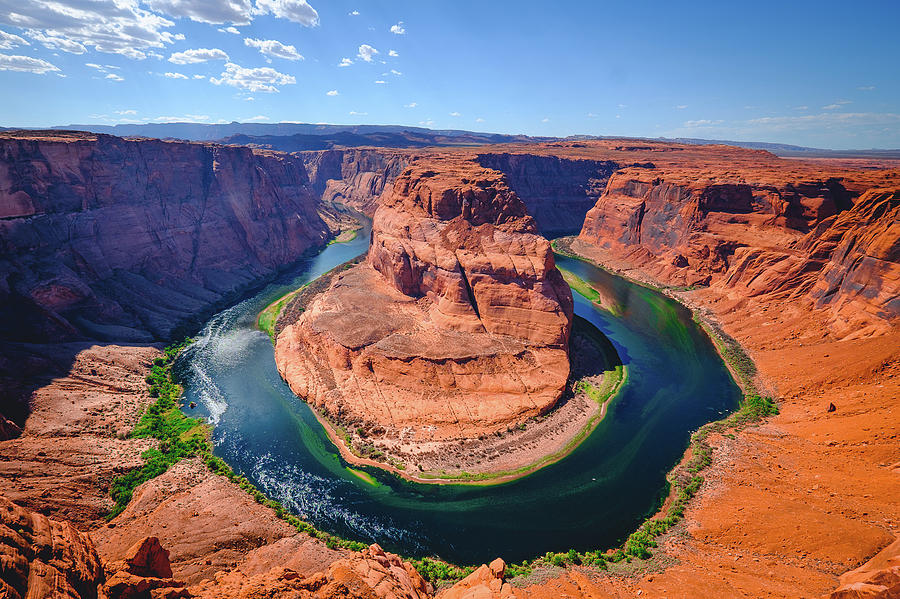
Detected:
left=29, top=121, right=900, bottom=158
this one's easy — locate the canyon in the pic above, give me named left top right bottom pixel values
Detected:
left=0, top=131, right=898, bottom=598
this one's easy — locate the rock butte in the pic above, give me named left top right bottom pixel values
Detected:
left=0, top=132, right=898, bottom=598
left=275, top=157, right=574, bottom=446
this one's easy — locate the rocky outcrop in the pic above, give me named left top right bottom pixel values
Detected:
left=476, top=153, right=619, bottom=235
left=436, top=558, right=510, bottom=599
left=0, top=494, right=105, bottom=598
left=276, top=158, right=573, bottom=451
left=193, top=543, right=430, bottom=599
left=300, top=149, right=410, bottom=216
left=577, top=166, right=900, bottom=335
left=0, top=130, right=337, bottom=343
left=830, top=536, right=900, bottom=599
left=102, top=537, right=190, bottom=599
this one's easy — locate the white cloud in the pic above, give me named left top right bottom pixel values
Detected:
left=0, top=52, right=59, bottom=73
left=587, top=112, right=598, bottom=118
left=388, top=49, right=398, bottom=57
left=255, top=0, right=319, bottom=26
left=390, top=68, right=401, bottom=76
left=404, top=102, right=417, bottom=108
left=0, top=0, right=179, bottom=59
left=247, top=115, right=269, bottom=121
left=617, top=103, right=627, bottom=108
left=683, top=119, right=723, bottom=127
left=169, top=48, right=229, bottom=64
left=105, top=73, right=123, bottom=81
left=219, top=26, right=241, bottom=34
left=374, top=79, right=385, bottom=84
left=338, top=57, right=352, bottom=67
left=164, top=71, right=188, bottom=79
left=193, top=73, right=205, bottom=79
left=146, top=0, right=253, bottom=24
left=115, top=109, right=137, bottom=115
left=475, top=117, right=485, bottom=123
left=244, top=38, right=303, bottom=61
left=27, top=30, right=86, bottom=54
left=793, top=105, right=809, bottom=111
left=210, top=62, right=295, bottom=92
left=857, top=85, right=876, bottom=91
left=153, top=114, right=208, bottom=122
left=390, top=21, right=405, bottom=35
left=746, top=112, right=899, bottom=130
left=0, top=30, right=29, bottom=49
left=357, top=44, right=378, bottom=62
left=675, top=105, right=687, bottom=109
left=541, top=117, right=550, bottom=123
left=244, top=96, right=254, bottom=101
left=349, top=110, right=367, bottom=116
left=349, top=10, right=360, bottom=16
left=449, top=111, right=460, bottom=117
left=822, top=100, right=852, bottom=110
left=419, top=119, right=434, bottom=126
left=326, top=89, right=338, bottom=96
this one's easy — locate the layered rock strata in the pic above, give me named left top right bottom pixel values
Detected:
left=577, top=169, right=900, bottom=335
left=0, top=130, right=337, bottom=344
left=300, top=149, right=410, bottom=216
left=276, top=158, right=573, bottom=446
left=476, top=153, right=619, bottom=235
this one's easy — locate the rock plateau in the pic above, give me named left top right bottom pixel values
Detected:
left=276, top=157, right=574, bottom=457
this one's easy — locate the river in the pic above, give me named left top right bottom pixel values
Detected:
left=176, top=223, right=741, bottom=565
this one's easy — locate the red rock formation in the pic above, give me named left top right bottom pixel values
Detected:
left=102, top=537, right=190, bottom=599
left=577, top=166, right=900, bottom=335
left=276, top=158, right=573, bottom=448
left=301, top=149, right=410, bottom=216
left=829, top=536, right=900, bottom=599
left=475, top=153, right=620, bottom=235
left=191, top=543, right=430, bottom=599
left=0, top=130, right=336, bottom=343
left=0, top=494, right=104, bottom=598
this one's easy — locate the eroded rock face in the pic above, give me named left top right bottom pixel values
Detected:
left=0, top=494, right=104, bottom=599
left=301, top=149, right=410, bottom=216
left=0, top=130, right=335, bottom=343
left=191, top=543, right=431, bottom=599
left=276, top=158, right=573, bottom=442
left=578, top=167, right=900, bottom=335
left=476, top=153, right=619, bottom=235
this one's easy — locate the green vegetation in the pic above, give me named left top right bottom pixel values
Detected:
left=108, top=339, right=204, bottom=519
left=693, top=315, right=759, bottom=394
left=327, top=228, right=359, bottom=246
left=257, top=285, right=306, bottom=342
left=108, top=338, right=369, bottom=554
left=410, top=557, right=475, bottom=586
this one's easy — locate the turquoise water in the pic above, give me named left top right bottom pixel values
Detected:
left=177, top=229, right=741, bottom=565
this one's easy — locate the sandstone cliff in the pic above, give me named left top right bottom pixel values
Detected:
left=300, top=149, right=410, bottom=216
left=0, top=131, right=337, bottom=344
left=476, top=153, right=619, bottom=235
left=577, top=167, right=900, bottom=335
left=276, top=157, right=573, bottom=452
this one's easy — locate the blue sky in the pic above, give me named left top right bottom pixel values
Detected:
left=1, top=0, right=898, bottom=148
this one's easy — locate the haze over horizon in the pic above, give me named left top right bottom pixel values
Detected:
left=1, top=0, right=898, bottom=149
